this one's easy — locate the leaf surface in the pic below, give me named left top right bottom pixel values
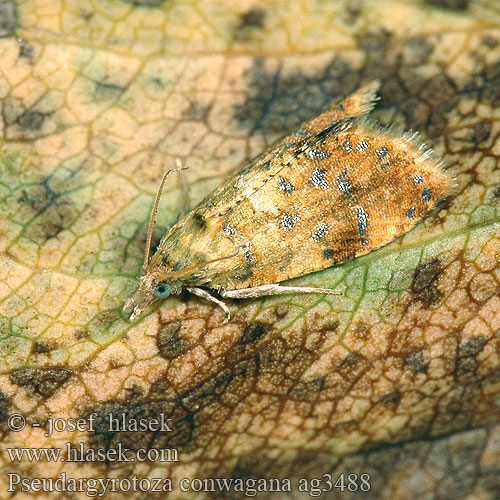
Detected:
left=0, top=0, right=499, bottom=498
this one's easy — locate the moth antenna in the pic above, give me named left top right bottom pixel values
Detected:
left=142, top=160, right=188, bottom=274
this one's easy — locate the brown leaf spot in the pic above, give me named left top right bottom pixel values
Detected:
left=0, top=392, right=11, bottom=432
left=492, top=184, right=500, bottom=199
left=402, top=37, right=434, bottom=66
left=343, top=0, right=363, bottom=24
left=425, top=0, right=469, bottom=9
left=235, top=33, right=461, bottom=146
left=9, top=367, right=73, bottom=397
left=240, top=323, right=267, bottom=344
left=234, top=57, right=359, bottom=133
left=411, top=258, right=443, bottom=307
left=94, top=80, right=127, bottom=101
left=0, top=1, right=16, bottom=38
left=148, top=375, right=173, bottom=399
left=324, top=320, right=340, bottom=332
left=378, top=388, right=401, bottom=407
left=337, top=352, right=368, bottom=382
left=184, top=102, right=210, bottom=121
left=470, top=120, right=492, bottom=146
left=18, top=180, right=56, bottom=212
left=420, top=74, right=457, bottom=140
left=17, top=37, right=34, bottom=59
left=466, top=59, right=500, bottom=107
left=481, top=35, right=499, bottom=48
left=289, top=377, right=325, bottom=402
left=274, top=304, right=289, bottom=319
left=119, top=0, right=167, bottom=6
left=181, top=356, right=259, bottom=412
left=353, top=321, right=369, bottom=340
left=234, top=8, right=266, bottom=41
left=454, top=337, right=488, bottom=382
left=20, top=181, right=79, bottom=243
left=358, top=28, right=392, bottom=54
left=85, top=399, right=193, bottom=458
left=74, top=329, right=90, bottom=340
left=32, top=340, right=57, bottom=354
left=15, top=110, right=46, bottom=131
left=404, top=350, right=428, bottom=374
left=459, top=336, right=488, bottom=358
left=231, top=455, right=262, bottom=479
left=90, top=310, right=121, bottom=332
left=157, top=321, right=188, bottom=359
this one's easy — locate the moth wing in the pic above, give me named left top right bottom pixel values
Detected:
left=152, top=83, right=380, bottom=276
left=153, top=83, right=449, bottom=291
left=199, top=121, right=449, bottom=289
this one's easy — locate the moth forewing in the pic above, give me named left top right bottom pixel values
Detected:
left=123, top=81, right=449, bottom=323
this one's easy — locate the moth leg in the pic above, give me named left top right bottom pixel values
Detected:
left=220, top=284, right=342, bottom=299
left=186, top=287, right=231, bottom=324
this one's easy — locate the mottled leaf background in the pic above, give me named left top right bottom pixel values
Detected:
left=0, top=0, right=499, bottom=498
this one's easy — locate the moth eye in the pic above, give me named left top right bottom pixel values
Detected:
left=153, top=283, right=171, bottom=299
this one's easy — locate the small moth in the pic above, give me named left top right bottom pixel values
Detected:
left=124, top=81, right=449, bottom=323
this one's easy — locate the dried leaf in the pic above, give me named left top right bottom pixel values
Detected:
left=0, top=0, right=499, bottom=498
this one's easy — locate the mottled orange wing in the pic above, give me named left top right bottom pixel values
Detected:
left=152, top=84, right=449, bottom=291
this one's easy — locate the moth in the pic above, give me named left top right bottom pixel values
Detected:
left=123, top=81, right=449, bottom=323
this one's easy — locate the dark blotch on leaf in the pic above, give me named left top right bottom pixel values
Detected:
left=32, top=340, right=57, bottom=354
left=289, top=377, right=325, bottom=402
left=16, top=110, right=46, bottom=131
left=460, top=336, right=488, bottom=358
left=234, top=8, right=266, bottom=41
left=181, top=356, right=259, bottom=413
left=454, top=357, right=477, bottom=380
left=403, top=37, right=434, bottom=66
left=240, top=8, right=266, bottom=28
left=337, top=352, right=367, bottom=382
left=240, top=323, right=266, bottom=344
left=453, top=337, right=488, bottom=381
left=411, top=258, right=443, bottom=307
left=358, top=28, right=392, bottom=53
left=234, top=57, right=359, bottom=133
left=470, top=121, right=491, bottom=146
left=465, top=59, right=500, bottom=107
left=425, top=0, right=469, bottom=9
left=94, top=80, right=126, bottom=101
left=0, top=1, right=17, bottom=38
left=157, top=321, right=188, bottom=359
left=231, top=455, right=262, bottom=479
left=92, top=309, right=121, bottom=331
left=378, top=389, right=401, bottom=406
left=9, top=367, right=73, bottom=397
left=404, top=350, right=428, bottom=373
left=85, top=399, right=194, bottom=457
left=20, top=179, right=78, bottom=243
left=120, top=0, right=167, bottom=7
left=17, top=37, right=34, bottom=59
left=274, top=304, right=289, bottom=319
left=481, top=35, right=499, bottom=48
left=0, top=392, right=10, bottom=432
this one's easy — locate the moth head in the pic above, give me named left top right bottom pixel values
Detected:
left=123, top=270, right=183, bottom=321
